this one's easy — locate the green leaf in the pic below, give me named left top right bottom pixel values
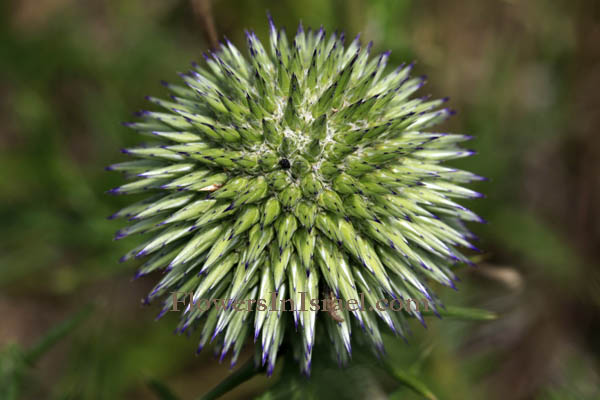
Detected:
left=25, top=303, right=93, bottom=364
left=421, top=305, right=498, bottom=321
left=148, top=379, right=181, bottom=400
left=385, top=360, right=438, bottom=400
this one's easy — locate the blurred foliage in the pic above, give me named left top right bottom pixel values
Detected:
left=0, top=305, right=92, bottom=400
left=1, top=0, right=599, bottom=399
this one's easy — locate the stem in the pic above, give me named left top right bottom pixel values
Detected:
left=197, top=357, right=262, bottom=400
left=190, top=0, right=220, bottom=50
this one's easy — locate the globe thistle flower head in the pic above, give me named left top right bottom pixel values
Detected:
left=109, top=17, right=484, bottom=376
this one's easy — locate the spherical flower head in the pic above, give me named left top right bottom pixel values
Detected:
left=108, top=17, right=484, bottom=375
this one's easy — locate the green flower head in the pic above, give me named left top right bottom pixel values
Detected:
left=108, top=16, right=483, bottom=375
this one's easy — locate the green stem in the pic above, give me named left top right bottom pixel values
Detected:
left=197, top=357, right=262, bottom=400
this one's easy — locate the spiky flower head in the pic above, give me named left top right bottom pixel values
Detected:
left=108, top=17, right=483, bottom=375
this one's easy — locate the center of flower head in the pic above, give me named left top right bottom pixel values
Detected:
left=278, top=158, right=291, bottom=169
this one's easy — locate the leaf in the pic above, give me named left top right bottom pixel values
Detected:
left=0, top=304, right=93, bottom=400
left=148, top=379, right=181, bottom=400
left=385, top=361, right=438, bottom=400
left=421, top=305, right=498, bottom=321
left=25, top=303, right=94, bottom=364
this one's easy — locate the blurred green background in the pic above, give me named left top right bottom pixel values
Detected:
left=1, top=0, right=599, bottom=399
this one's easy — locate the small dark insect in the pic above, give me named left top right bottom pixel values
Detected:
left=325, top=291, right=344, bottom=323
left=279, top=158, right=291, bottom=169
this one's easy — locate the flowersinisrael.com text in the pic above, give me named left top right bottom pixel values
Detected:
left=170, top=291, right=431, bottom=322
